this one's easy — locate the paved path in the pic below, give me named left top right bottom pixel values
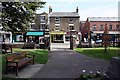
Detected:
left=32, top=50, right=109, bottom=79
left=3, top=64, right=44, bottom=78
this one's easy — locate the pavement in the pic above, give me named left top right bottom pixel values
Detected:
left=3, top=64, right=44, bottom=78
left=31, top=50, right=109, bottom=79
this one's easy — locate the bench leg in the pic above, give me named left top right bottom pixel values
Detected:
left=6, top=61, right=8, bottom=75
left=16, top=67, right=18, bottom=76
left=33, top=55, right=35, bottom=65
left=6, top=67, right=8, bottom=75
left=16, top=62, right=19, bottom=76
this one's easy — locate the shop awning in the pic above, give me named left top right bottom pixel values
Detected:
left=50, top=31, right=64, bottom=34
left=26, top=32, right=44, bottom=36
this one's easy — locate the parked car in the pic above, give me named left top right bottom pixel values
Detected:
left=95, top=40, right=102, bottom=44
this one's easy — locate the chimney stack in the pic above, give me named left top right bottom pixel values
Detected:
left=76, top=7, right=79, bottom=13
left=49, top=6, right=52, bottom=13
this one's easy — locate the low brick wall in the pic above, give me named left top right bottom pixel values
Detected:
left=12, top=43, right=25, bottom=48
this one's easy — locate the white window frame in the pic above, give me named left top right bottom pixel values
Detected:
left=116, top=25, right=119, bottom=30
left=69, top=18, right=73, bottom=22
left=40, top=15, right=46, bottom=21
left=55, top=26, right=60, bottom=31
left=109, top=25, right=112, bottom=30
left=93, top=25, right=96, bottom=31
left=69, top=26, right=74, bottom=30
left=55, top=17, right=60, bottom=23
left=99, top=25, right=103, bottom=30
left=40, top=24, right=46, bottom=30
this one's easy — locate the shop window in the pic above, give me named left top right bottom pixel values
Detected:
left=65, top=36, right=70, bottom=41
left=39, top=37, right=44, bottom=43
left=54, top=35, right=63, bottom=41
left=16, top=35, right=23, bottom=42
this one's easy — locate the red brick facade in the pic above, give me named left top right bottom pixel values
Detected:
left=80, top=17, right=120, bottom=43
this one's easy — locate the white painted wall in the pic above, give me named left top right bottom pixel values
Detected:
left=50, top=43, right=70, bottom=50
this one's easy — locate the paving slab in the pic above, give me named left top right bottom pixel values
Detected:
left=3, top=64, right=44, bottom=78
left=32, top=51, right=109, bottom=79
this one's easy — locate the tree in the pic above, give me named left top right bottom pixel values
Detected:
left=1, top=1, right=45, bottom=32
left=102, top=23, right=111, bottom=53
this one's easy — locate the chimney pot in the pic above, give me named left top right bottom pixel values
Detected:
left=76, top=7, right=79, bottom=13
left=49, top=6, right=52, bottom=13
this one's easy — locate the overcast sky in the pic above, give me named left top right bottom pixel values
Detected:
left=36, top=0, right=120, bottom=21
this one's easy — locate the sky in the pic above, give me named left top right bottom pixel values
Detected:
left=36, top=0, right=120, bottom=21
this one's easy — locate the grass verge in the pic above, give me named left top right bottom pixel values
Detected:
left=74, top=47, right=120, bottom=60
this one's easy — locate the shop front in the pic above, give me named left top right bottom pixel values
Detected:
left=26, top=31, right=45, bottom=48
left=26, top=31, right=44, bottom=43
left=50, top=31, right=65, bottom=43
left=0, top=31, right=12, bottom=43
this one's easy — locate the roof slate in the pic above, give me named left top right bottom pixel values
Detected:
left=49, top=12, right=79, bottom=17
left=88, top=17, right=120, bottom=21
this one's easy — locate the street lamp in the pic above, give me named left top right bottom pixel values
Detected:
left=88, top=28, right=93, bottom=47
left=70, top=30, right=73, bottom=50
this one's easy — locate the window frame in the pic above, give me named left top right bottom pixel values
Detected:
left=69, top=18, right=73, bottom=22
left=55, top=25, right=60, bottom=31
left=55, top=17, right=60, bottom=23
left=99, top=25, right=103, bottom=30
left=109, top=25, right=112, bottom=30
left=116, top=25, right=120, bottom=30
left=69, top=26, right=74, bottom=30
left=40, top=16, right=46, bottom=21
left=40, top=24, right=46, bottom=30
left=93, top=25, right=96, bottom=31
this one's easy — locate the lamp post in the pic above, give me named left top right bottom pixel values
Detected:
left=70, top=30, right=73, bottom=50
left=88, top=28, right=93, bottom=47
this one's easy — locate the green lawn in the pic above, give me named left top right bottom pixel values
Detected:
left=74, top=47, right=120, bottom=60
left=1, top=48, right=48, bottom=76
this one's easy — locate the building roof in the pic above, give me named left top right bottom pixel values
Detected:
left=36, top=12, right=48, bottom=15
left=88, top=17, right=120, bottom=21
left=49, top=12, right=79, bottom=17
left=80, top=21, right=86, bottom=23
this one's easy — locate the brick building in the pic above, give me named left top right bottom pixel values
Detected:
left=81, top=17, right=120, bottom=46
left=49, top=7, right=80, bottom=46
left=25, top=12, right=49, bottom=45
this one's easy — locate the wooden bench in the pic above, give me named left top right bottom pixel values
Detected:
left=2, top=44, right=12, bottom=54
left=6, top=52, right=35, bottom=76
